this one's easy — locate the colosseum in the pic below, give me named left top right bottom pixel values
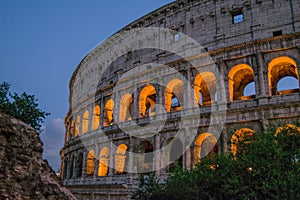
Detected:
left=61, top=0, right=300, bottom=199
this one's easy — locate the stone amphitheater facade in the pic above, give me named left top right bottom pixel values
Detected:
left=61, top=0, right=300, bottom=199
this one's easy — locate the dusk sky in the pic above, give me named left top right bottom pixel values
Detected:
left=0, top=0, right=174, bottom=171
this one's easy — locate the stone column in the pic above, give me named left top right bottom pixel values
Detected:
left=154, top=134, right=161, bottom=176
left=257, top=53, right=267, bottom=97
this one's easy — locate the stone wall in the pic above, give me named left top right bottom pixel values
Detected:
left=0, top=113, right=76, bottom=200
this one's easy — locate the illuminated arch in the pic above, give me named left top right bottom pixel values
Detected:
left=231, top=128, right=255, bottom=156
left=139, top=84, right=156, bottom=117
left=268, top=56, right=299, bottom=95
left=82, top=110, right=89, bottom=134
left=98, top=147, right=110, bottom=176
left=119, top=93, right=133, bottom=122
left=104, top=99, right=114, bottom=126
left=165, top=79, right=184, bottom=112
left=69, top=120, right=74, bottom=139
left=92, top=105, right=100, bottom=130
left=194, top=133, right=218, bottom=163
left=275, top=124, right=300, bottom=136
left=74, top=115, right=80, bottom=137
left=75, top=153, right=83, bottom=178
left=194, top=72, right=217, bottom=106
left=115, top=144, right=127, bottom=174
left=86, top=150, right=95, bottom=176
left=228, top=64, right=255, bottom=102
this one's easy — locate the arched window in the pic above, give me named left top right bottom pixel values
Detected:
left=75, top=115, right=80, bottom=137
left=268, top=56, right=299, bottom=95
left=139, top=84, right=156, bottom=117
left=119, top=93, right=133, bottom=122
left=86, top=150, right=95, bottom=176
left=82, top=110, right=89, bottom=134
left=115, top=144, right=127, bottom=174
left=194, top=72, right=217, bottom=106
left=165, top=79, right=184, bottom=112
left=92, top=105, right=100, bottom=130
left=75, top=153, right=83, bottom=178
left=69, top=155, right=74, bottom=179
left=228, top=64, right=255, bottom=102
left=104, top=99, right=114, bottom=126
left=194, top=133, right=218, bottom=163
left=69, top=120, right=74, bottom=140
left=98, top=147, right=110, bottom=176
left=231, top=128, right=255, bottom=157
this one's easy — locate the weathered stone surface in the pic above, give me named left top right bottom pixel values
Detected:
left=0, top=113, right=76, bottom=200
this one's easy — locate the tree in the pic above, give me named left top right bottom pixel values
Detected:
left=0, top=81, right=50, bottom=131
left=132, top=125, right=300, bottom=200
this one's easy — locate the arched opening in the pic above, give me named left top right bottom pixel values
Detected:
left=139, top=84, right=156, bottom=118
left=68, top=120, right=74, bottom=140
left=86, top=150, right=95, bottom=176
left=228, top=64, right=255, bottom=102
left=115, top=144, right=127, bottom=174
left=231, top=128, right=255, bottom=157
left=137, top=141, right=154, bottom=171
left=63, top=158, right=68, bottom=179
left=104, top=99, right=114, bottom=126
left=277, top=76, right=299, bottom=95
left=82, top=110, right=89, bottom=134
left=98, top=147, right=110, bottom=176
left=194, top=72, right=217, bottom=106
left=92, top=105, right=100, bottom=130
left=69, top=155, right=74, bottom=179
left=165, top=79, right=184, bottom=112
left=168, top=138, right=183, bottom=172
left=75, top=115, right=80, bottom=137
left=119, top=93, right=133, bottom=122
left=194, top=133, right=218, bottom=163
left=75, top=153, right=83, bottom=178
left=268, top=56, right=299, bottom=95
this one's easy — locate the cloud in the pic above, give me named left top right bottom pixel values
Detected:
left=41, top=118, right=65, bottom=172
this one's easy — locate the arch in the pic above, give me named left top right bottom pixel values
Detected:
left=115, top=144, right=127, bottom=174
left=194, top=133, right=218, bottom=163
left=228, top=64, right=255, bottom=102
left=98, top=147, right=110, bottom=176
left=69, top=120, right=74, bottom=140
left=165, top=79, right=184, bottom=112
left=168, top=138, right=183, bottom=171
left=86, top=150, right=95, bottom=176
left=194, top=72, right=217, bottom=106
left=104, top=99, right=114, bottom=126
left=268, top=56, right=299, bottom=95
left=69, top=155, right=74, bottom=179
left=92, top=105, right=100, bottom=130
left=75, top=115, right=80, bottom=137
left=63, top=157, right=68, bottom=179
left=136, top=141, right=154, bottom=171
left=119, top=93, right=133, bottom=122
left=231, top=128, right=255, bottom=156
left=139, top=84, right=157, bottom=117
left=75, top=153, right=83, bottom=178
left=275, top=124, right=300, bottom=136
left=82, top=110, right=89, bottom=134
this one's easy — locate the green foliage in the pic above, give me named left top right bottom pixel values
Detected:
left=0, top=81, right=50, bottom=131
left=132, top=127, right=300, bottom=200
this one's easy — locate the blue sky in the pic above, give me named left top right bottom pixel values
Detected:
left=0, top=0, right=174, bottom=171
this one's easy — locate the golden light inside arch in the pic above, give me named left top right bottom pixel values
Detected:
left=228, top=64, right=255, bottom=102
left=92, top=105, right=100, bottom=130
left=119, top=93, right=133, bottom=122
left=86, top=150, right=95, bottom=175
left=98, top=147, right=110, bottom=176
left=139, top=84, right=156, bottom=117
left=194, top=72, right=217, bottom=106
left=268, top=56, right=299, bottom=95
left=115, top=144, right=127, bottom=174
left=275, top=124, right=300, bottom=136
left=231, top=128, right=255, bottom=156
left=82, top=110, right=89, bottom=134
left=75, top=115, right=80, bottom=137
left=165, top=78, right=184, bottom=112
left=104, top=99, right=114, bottom=126
left=194, top=133, right=218, bottom=163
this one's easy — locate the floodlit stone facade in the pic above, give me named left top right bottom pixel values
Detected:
left=61, top=0, right=300, bottom=199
